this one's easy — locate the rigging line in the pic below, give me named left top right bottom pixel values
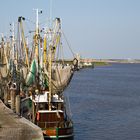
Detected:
left=60, top=43, right=65, bottom=65
left=25, top=18, right=35, bottom=25
left=16, top=22, right=20, bottom=58
left=65, top=92, right=72, bottom=118
left=24, top=22, right=36, bottom=39
left=61, top=30, right=75, bottom=57
left=55, top=38, right=61, bottom=62
left=44, top=72, right=61, bottom=92
left=25, top=23, right=33, bottom=34
left=26, top=41, right=33, bottom=47
left=49, top=0, right=53, bottom=27
left=56, top=42, right=60, bottom=61
left=39, top=20, right=49, bottom=26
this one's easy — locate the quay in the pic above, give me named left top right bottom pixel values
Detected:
left=0, top=99, right=44, bottom=140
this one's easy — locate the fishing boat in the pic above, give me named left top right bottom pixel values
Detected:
left=0, top=9, right=77, bottom=139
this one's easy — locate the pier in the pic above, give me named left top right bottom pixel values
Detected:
left=0, top=99, right=44, bottom=140
left=0, top=64, right=44, bottom=139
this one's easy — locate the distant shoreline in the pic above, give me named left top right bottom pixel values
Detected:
left=80, top=59, right=140, bottom=64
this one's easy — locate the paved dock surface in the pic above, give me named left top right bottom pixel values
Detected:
left=0, top=100, right=44, bottom=140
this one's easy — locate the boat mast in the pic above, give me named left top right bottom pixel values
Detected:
left=47, top=2, right=53, bottom=110
left=34, top=8, right=42, bottom=87
left=34, top=8, right=39, bottom=62
left=48, top=27, right=52, bottom=110
left=43, top=33, right=47, bottom=65
left=11, top=23, right=15, bottom=60
left=48, top=46, right=52, bottom=111
left=18, top=17, right=29, bottom=69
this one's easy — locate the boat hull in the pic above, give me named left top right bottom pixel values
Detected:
left=44, top=135, right=74, bottom=140
left=43, top=127, right=74, bottom=140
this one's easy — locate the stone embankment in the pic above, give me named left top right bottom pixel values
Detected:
left=0, top=99, right=44, bottom=140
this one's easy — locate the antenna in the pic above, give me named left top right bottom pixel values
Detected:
left=49, top=0, right=53, bottom=27
left=10, top=22, right=15, bottom=59
left=12, top=22, right=15, bottom=41
left=33, top=8, right=42, bottom=34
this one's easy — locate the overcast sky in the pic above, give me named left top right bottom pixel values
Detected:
left=0, top=0, right=140, bottom=59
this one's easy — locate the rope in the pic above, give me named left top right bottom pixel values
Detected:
left=61, top=30, right=75, bottom=58
left=59, top=42, right=65, bottom=65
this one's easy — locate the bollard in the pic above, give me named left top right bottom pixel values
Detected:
left=16, top=95, right=20, bottom=115
left=11, top=90, right=16, bottom=111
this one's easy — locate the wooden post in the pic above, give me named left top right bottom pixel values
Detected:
left=4, top=87, right=8, bottom=105
left=16, top=95, right=20, bottom=115
left=11, top=89, right=16, bottom=111
left=32, top=101, right=35, bottom=123
left=30, top=91, right=35, bottom=123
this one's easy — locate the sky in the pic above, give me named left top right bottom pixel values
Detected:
left=0, top=0, right=140, bottom=59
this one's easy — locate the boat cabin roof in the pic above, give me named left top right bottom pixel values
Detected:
left=38, top=110, right=63, bottom=113
left=30, top=91, right=63, bottom=103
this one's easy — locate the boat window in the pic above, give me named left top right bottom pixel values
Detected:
left=38, top=103, right=48, bottom=110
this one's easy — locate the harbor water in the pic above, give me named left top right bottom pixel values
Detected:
left=64, top=63, right=140, bottom=140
